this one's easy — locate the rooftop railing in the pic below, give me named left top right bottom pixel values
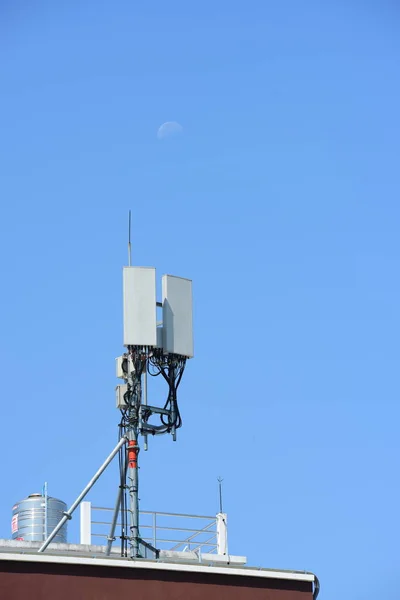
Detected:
left=79, top=502, right=228, bottom=557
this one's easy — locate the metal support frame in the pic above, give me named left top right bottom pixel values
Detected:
left=38, top=436, right=127, bottom=553
left=123, top=356, right=143, bottom=558
left=106, top=442, right=129, bottom=556
left=38, top=358, right=184, bottom=558
left=120, top=349, right=181, bottom=559
left=106, top=486, right=122, bottom=555
left=127, top=428, right=140, bottom=558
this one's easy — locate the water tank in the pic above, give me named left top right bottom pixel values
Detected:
left=11, top=493, right=67, bottom=542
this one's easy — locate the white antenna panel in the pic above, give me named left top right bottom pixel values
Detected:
left=156, top=326, right=163, bottom=349
left=123, top=267, right=157, bottom=347
left=162, top=275, right=194, bottom=358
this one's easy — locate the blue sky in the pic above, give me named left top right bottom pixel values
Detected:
left=0, top=1, right=399, bottom=598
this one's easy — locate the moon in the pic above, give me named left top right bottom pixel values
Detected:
left=157, top=121, right=183, bottom=140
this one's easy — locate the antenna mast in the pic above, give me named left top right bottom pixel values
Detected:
left=113, top=213, right=194, bottom=558
left=38, top=212, right=194, bottom=559
left=218, top=477, right=224, bottom=514
left=128, top=210, right=132, bottom=267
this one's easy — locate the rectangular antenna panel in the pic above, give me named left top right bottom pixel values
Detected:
left=123, top=267, right=157, bottom=347
left=162, top=275, right=194, bottom=358
left=116, top=356, right=125, bottom=379
left=116, top=384, right=128, bottom=409
left=156, top=327, right=163, bottom=349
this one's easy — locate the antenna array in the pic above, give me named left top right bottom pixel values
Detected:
left=114, top=266, right=193, bottom=557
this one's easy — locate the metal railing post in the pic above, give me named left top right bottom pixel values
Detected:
left=153, top=512, right=157, bottom=549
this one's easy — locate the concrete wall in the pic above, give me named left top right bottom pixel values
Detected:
left=0, top=560, right=313, bottom=600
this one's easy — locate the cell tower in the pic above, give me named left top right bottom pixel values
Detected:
left=38, top=215, right=193, bottom=558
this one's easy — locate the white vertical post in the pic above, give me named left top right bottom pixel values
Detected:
left=216, top=513, right=228, bottom=555
left=80, top=501, right=92, bottom=545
